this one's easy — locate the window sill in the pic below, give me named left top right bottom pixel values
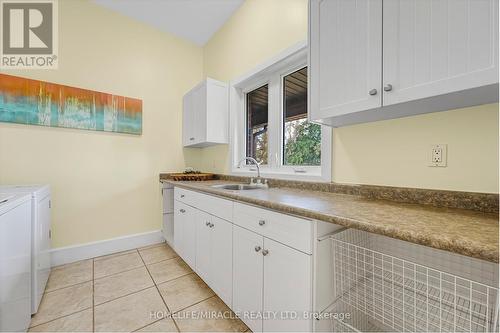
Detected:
left=230, top=168, right=330, bottom=182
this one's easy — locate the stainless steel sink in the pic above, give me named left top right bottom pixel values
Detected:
left=211, top=184, right=264, bottom=190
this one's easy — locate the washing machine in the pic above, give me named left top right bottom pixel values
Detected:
left=0, top=185, right=51, bottom=314
left=0, top=192, right=32, bottom=331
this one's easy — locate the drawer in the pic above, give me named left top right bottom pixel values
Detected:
left=174, top=187, right=233, bottom=221
left=233, top=202, right=312, bottom=254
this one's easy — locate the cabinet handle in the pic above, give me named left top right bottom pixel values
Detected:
left=384, top=84, right=393, bottom=92
left=262, top=249, right=269, bottom=256
left=180, top=194, right=185, bottom=198
left=206, top=221, right=210, bottom=226
left=369, top=89, right=377, bottom=96
left=209, top=223, right=214, bottom=228
left=180, top=209, right=186, bottom=213
left=258, top=220, right=266, bottom=226
left=189, top=137, right=195, bottom=141
left=254, top=246, right=261, bottom=252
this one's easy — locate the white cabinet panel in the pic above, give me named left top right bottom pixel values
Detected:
left=162, top=188, right=174, bottom=214
left=308, top=0, right=499, bottom=127
left=383, top=0, right=499, bottom=106
left=173, top=201, right=196, bottom=268
left=232, top=225, right=264, bottom=333
left=233, top=202, right=313, bottom=254
left=262, top=238, right=312, bottom=333
left=174, top=188, right=233, bottom=222
left=195, top=211, right=211, bottom=282
left=182, top=78, right=228, bottom=147
left=196, top=212, right=233, bottom=307
left=309, top=0, right=382, bottom=120
left=210, top=216, right=233, bottom=307
left=162, top=213, right=174, bottom=246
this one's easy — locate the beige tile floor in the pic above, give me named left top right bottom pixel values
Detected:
left=29, top=242, right=249, bottom=332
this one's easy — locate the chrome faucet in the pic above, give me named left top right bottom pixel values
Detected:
left=238, top=157, right=268, bottom=187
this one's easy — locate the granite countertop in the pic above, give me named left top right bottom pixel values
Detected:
left=162, top=179, right=499, bottom=263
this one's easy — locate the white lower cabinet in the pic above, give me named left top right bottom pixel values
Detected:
left=209, top=215, right=233, bottom=306
left=195, top=211, right=211, bottom=282
left=263, top=238, right=312, bottom=332
left=174, top=201, right=196, bottom=268
left=232, top=225, right=265, bottom=333
left=196, top=211, right=233, bottom=306
left=233, top=225, right=312, bottom=333
left=174, top=188, right=314, bottom=333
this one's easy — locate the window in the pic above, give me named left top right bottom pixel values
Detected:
left=230, top=43, right=331, bottom=181
left=283, top=68, right=321, bottom=166
left=246, top=85, right=268, bottom=165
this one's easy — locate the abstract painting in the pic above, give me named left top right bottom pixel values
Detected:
left=0, top=73, right=142, bottom=135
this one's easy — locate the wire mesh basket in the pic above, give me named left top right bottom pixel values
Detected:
left=328, top=229, right=500, bottom=333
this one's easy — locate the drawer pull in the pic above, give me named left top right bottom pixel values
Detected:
left=180, top=209, right=186, bottom=213
left=262, top=249, right=269, bottom=256
left=258, top=220, right=266, bottom=226
left=206, top=221, right=210, bottom=226
left=180, top=194, right=185, bottom=198
left=209, top=223, right=214, bottom=228
left=254, top=246, right=261, bottom=252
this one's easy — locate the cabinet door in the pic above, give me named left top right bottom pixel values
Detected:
left=195, top=211, right=212, bottom=282
left=182, top=93, right=194, bottom=146
left=182, top=206, right=197, bottom=269
left=194, top=83, right=207, bottom=145
left=309, top=0, right=382, bottom=121
left=174, top=201, right=196, bottom=268
left=210, top=216, right=233, bottom=307
left=232, top=225, right=264, bottom=333
left=383, top=0, right=499, bottom=106
left=173, top=201, right=185, bottom=258
left=263, top=238, right=312, bottom=333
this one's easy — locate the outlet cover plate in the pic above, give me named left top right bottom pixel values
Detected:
left=429, top=144, right=447, bottom=167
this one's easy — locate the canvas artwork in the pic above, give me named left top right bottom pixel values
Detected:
left=0, top=74, right=142, bottom=135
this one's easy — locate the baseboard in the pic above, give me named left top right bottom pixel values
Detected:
left=50, top=230, right=164, bottom=267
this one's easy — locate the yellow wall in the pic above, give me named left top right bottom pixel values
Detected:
left=1, top=0, right=497, bottom=250
left=193, top=0, right=499, bottom=193
left=185, top=0, right=309, bottom=172
left=0, top=0, right=203, bottom=247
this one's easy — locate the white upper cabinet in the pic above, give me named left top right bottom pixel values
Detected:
left=383, top=0, right=499, bottom=106
left=309, top=0, right=382, bottom=119
left=183, top=78, right=228, bottom=147
left=309, top=0, right=499, bottom=127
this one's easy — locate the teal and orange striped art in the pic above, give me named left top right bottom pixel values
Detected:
left=0, top=74, right=142, bottom=135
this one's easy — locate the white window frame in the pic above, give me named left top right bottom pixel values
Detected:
left=228, top=41, right=332, bottom=182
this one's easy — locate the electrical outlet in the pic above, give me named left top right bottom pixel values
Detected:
left=429, top=144, right=447, bottom=167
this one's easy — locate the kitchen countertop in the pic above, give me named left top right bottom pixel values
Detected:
left=163, top=179, right=499, bottom=263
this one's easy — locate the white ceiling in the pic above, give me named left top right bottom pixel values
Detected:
left=93, top=0, right=244, bottom=46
